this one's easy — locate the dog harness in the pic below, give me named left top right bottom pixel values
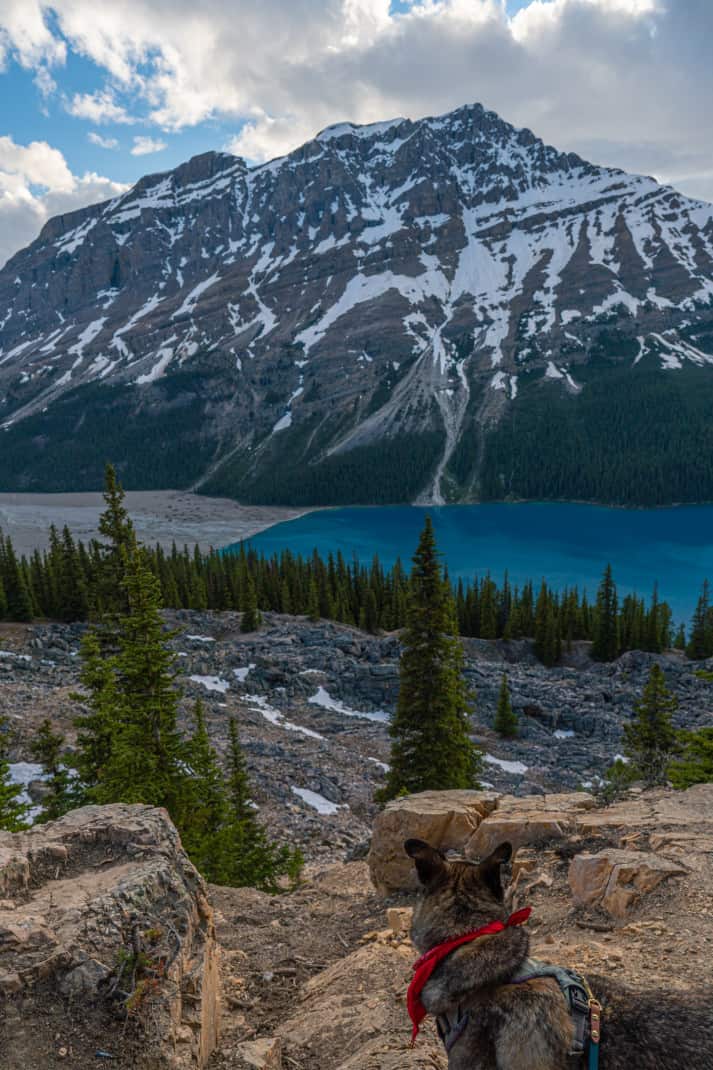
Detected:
left=407, top=911, right=602, bottom=1068
left=509, top=958, right=602, bottom=1068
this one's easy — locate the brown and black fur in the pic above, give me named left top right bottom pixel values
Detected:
left=405, top=839, right=713, bottom=1070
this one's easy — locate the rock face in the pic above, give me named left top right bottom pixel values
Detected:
left=368, top=790, right=499, bottom=893
left=569, top=848, right=688, bottom=918
left=0, top=804, right=220, bottom=1069
left=368, top=785, right=713, bottom=894
left=465, top=791, right=598, bottom=856
left=0, top=105, right=712, bottom=503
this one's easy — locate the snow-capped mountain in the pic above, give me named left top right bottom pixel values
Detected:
left=1, top=103, right=713, bottom=504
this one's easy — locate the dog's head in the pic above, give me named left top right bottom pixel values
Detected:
left=404, top=838, right=513, bottom=951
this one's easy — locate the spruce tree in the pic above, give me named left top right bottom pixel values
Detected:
left=241, top=575, right=262, bottom=632
left=30, top=719, right=74, bottom=821
left=90, top=548, right=193, bottom=823
left=72, top=628, right=122, bottom=794
left=493, top=672, right=518, bottom=737
left=669, top=727, right=713, bottom=788
left=592, top=564, right=619, bottom=662
left=686, top=581, right=713, bottom=659
left=182, top=699, right=227, bottom=873
left=93, top=463, right=136, bottom=628
left=1, top=536, right=33, bottom=622
left=210, top=717, right=303, bottom=891
left=382, top=517, right=480, bottom=799
left=622, top=663, right=678, bottom=786
left=58, top=527, right=89, bottom=622
left=306, top=577, right=320, bottom=622
left=0, top=714, right=27, bottom=830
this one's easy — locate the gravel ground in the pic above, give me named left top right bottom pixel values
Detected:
left=0, top=491, right=313, bottom=554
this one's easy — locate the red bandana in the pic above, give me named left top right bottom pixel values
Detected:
left=407, top=906, right=532, bottom=1044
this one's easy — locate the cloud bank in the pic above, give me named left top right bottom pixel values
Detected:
left=1, top=1, right=712, bottom=263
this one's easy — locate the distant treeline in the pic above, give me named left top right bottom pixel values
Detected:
left=1, top=523, right=709, bottom=664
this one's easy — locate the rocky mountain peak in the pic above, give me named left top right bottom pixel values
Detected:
left=0, top=102, right=712, bottom=503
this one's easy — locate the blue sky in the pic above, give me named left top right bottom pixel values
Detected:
left=1, top=1, right=711, bottom=267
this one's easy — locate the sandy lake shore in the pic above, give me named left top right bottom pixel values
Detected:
left=0, top=490, right=312, bottom=555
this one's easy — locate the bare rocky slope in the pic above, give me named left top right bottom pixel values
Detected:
left=1, top=104, right=713, bottom=502
left=3, top=611, right=713, bottom=857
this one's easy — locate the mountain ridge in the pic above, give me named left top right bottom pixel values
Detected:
left=1, top=101, right=713, bottom=504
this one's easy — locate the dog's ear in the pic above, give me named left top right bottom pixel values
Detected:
left=404, top=838, right=447, bottom=886
left=476, top=842, right=512, bottom=901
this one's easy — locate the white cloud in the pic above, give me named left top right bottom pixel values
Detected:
left=0, top=135, right=127, bottom=267
left=67, top=89, right=135, bottom=124
left=1, top=0, right=713, bottom=217
left=88, top=131, right=119, bottom=149
left=130, top=135, right=167, bottom=155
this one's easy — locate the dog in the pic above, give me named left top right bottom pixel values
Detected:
left=404, top=838, right=713, bottom=1069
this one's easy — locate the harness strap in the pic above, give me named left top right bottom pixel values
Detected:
left=510, top=958, right=602, bottom=1064
left=436, top=1008, right=470, bottom=1053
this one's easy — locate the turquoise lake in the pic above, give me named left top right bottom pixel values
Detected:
left=229, top=503, right=713, bottom=625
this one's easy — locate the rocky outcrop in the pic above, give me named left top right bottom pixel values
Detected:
left=210, top=785, right=713, bottom=1070
left=0, top=804, right=220, bottom=1069
left=569, top=848, right=688, bottom=917
left=465, top=791, right=598, bottom=856
left=368, top=790, right=499, bottom=892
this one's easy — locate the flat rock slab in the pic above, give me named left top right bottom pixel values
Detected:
left=569, top=848, right=688, bottom=918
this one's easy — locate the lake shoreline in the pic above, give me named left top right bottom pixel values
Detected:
left=0, top=490, right=320, bottom=556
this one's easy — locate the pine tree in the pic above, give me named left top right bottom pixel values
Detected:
left=241, top=575, right=262, bottom=632
left=360, top=587, right=379, bottom=634
left=493, top=672, right=518, bottom=737
left=90, top=548, right=193, bottom=824
left=534, top=583, right=560, bottom=666
left=669, top=727, right=713, bottom=788
left=30, top=719, right=74, bottom=821
left=58, top=526, right=89, bottom=622
left=306, top=577, right=320, bottom=622
left=592, top=564, right=619, bottom=662
left=622, top=663, right=678, bottom=786
left=686, top=581, right=713, bottom=659
left=209, top=718, right=303, bottom=890
left=0, top=714, right=27, bottom=830
left=382, top=517, right=480, bottom=799
left=673, top=623, right=686, bottom=650
left=72, top=628, right=122, bottom=794
left=93, top=463, right=136, bottom=629
left=181, top=699, right=227, bottom=873
left=1, top=536, right=33, bottom=622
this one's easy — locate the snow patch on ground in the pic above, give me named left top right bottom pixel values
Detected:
left=246, top=694, right=325, bottom=741
left=233, top=664, right=255, bottom=683
left=308, top=687, right=389, bottom=723
left=367, top=757, right=390, bottom=772
left=186, top=634, right=215, bottom=642
left=290, top=786, right=344, bottom=815
left=189, top=674, right=230, bottom=694
left=554, top=729, right=576, bottom=740
left=484, top=753, right=529, bottom=775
